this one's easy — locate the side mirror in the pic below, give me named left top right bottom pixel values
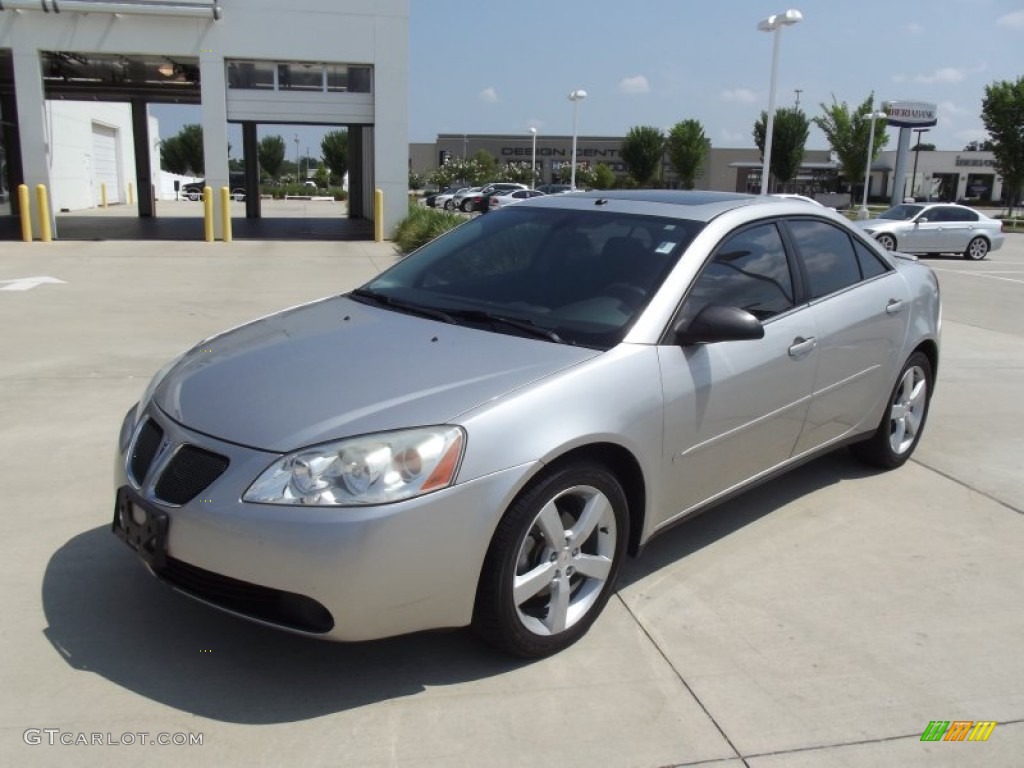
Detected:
left=916, top=217, right=928, bottom=225
left=674, top=304, right=765, bottom=345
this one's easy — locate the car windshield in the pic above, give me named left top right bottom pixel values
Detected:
left=356, top=207, right=703, bottom=350
left=877, top=204, right=925, bottom=220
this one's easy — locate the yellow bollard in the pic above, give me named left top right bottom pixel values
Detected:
left=374, top=188, right=384, bottom=242
left=101, top=182, right=108, bottom=208
left=203, top=186, right=214, bottom=242
left=17, top=184, right=32, bottom=242
left=127, top=182, right=134, bottom=206
left=219, top=186, right=232, bottom=243
left=36, top=184, right=52, bottom=242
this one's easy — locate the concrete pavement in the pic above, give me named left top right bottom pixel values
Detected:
left=1, top=235, right=1022, bottom=767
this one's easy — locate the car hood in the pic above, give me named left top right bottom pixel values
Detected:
left=154, top=296, right=599, bottom=452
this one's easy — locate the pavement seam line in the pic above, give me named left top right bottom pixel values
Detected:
left=911, top=458, right=1024, bottom=516
left=733, top=718, right=1024, bottom=761
left=613, top=592, right=750, bottom=768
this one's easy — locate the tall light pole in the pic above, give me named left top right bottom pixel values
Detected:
left=757, top=9, right=803, bottom=196
left=293, top=133, right=300, bottom=182
left=859, top=110, right=887, bottom=219
left=910, top=127, right=931, bottom=201
left=568, top=89, right=587, bottom=190
left=529, top=127, right=538, bottom=189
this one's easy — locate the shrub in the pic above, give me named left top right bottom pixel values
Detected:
left=393, top=204, right=464, bottom=254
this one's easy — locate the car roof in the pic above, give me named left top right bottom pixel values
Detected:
left=519, top=189, right=761, bottom=222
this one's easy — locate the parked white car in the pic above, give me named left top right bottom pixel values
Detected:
left=855, top=203, right=1005, bottom=260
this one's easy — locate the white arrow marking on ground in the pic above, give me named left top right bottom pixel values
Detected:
left=0, top=276, right=68, bottom=292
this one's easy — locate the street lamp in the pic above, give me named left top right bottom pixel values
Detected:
left=568, top=89, right=587, bottom=190
left=757, top=9, right=803, bottom=196
left=859, top=110, right=887, bottom=219
left=529, top=127, right=538, bottom=189
left=910, top=127, right=931, bottom=201
left=293, top=133, right=300, bottom=182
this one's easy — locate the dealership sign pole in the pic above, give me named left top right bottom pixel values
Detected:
left=882, top=101, right=937, bottom=207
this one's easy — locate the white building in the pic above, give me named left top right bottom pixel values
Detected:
left=46, top=102, right=161, bottom=212
left=0, top=0, right=408, bottom=237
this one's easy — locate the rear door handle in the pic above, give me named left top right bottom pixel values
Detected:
left=886, top=299, right=905, bottom=315
left=788, top=336, right=816, bottom=358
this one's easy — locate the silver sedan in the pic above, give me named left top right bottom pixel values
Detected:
left=855, top=202, right=1005, bottom=260
left=114, top=191, right=941, bottom=657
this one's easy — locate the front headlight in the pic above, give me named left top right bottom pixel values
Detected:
left=243, top=426, right=466, bottom=506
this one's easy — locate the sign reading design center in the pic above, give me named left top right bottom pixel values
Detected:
left=883, top=101, right=938, bottom=128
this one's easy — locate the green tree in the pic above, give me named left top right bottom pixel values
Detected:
left=258, top=135, right=286, bottom=180
left=753, top=108, right=810, bottom=191
left=315, top=166, right=330, bottom=188
left=471, top=149, right=498, bottom=182
left=665, top=119, right=710, bottom=189
left=591, top=163, right=616, bottom=190
left=912, top=142, right=936, bottom=152
left=620, top=126, right=665, bottom=186
left=321, top=130, right=349, bottom=185
left=160, top=124, right=204, bottom=175
left=981, top=76, right=1024, bottom=212
left=408, top=169, right=425, bottom=190
left=812, top=93, right=889, bottom=197
left=963, top=139, right=995, bottom=151
left=496, top=161, right=535, bottom=185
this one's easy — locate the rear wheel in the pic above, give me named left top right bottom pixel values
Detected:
left=460, top=200, right=473, bottom=212
left=964, top=236, right=989, bottom=260
left=876, top=233, right=897, bottom=251
left=473, top=463, right=628, bottom=658
left=850, top=351, right=933, bottom=468
left=443, top=199, right=454, bottom=211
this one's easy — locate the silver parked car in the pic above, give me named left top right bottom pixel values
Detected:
left=855, top=202, right=1005, bottom=260
left=114, top=191, right=941, bottom=657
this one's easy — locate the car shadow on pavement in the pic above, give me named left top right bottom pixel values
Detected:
left=41, top=528, right=524, bottom=724
left=618, top=449, right=877, bottom=588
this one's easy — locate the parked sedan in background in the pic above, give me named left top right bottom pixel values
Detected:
left=489, top=188, right=546, bottom=211
left=425, top=185, right=465, bottom=208
left=113, top=191, right=940, bottom=658
left=856, top=202, right=1005, bottom=260
left=462, top=182, right=528, bottom=212
left=434, top=187, right=470, bottom=211
left=451, top=186, right=482, bottom=211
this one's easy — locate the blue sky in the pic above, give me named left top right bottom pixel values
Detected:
left=151, top=0, right=1024, bottom=156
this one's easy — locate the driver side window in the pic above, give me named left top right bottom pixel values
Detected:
left=680, top=222, right=795, bottom=324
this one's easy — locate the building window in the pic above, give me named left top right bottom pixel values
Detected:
left=227, top=60, right=372, bottom=94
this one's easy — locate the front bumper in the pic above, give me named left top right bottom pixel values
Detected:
left=114, top=404, right=535, bottom=641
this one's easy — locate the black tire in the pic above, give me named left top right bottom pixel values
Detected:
left=443, top=200, right=454, bottom=211
left=460, top=200, right=472, bottom=212
left=850, top=351, right=933, bottom=469
left=876, top=233, right=897, bottom=251
left=473, top=462, right=628, bottom=658
left=964, top=236, right=989, bottom=261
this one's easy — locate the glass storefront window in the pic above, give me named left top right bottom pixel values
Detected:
left=226, top=60, right=371, bottom=94
left=278, top=62, right=323, bottom=91
left=227, top=61, right=275, bottom=89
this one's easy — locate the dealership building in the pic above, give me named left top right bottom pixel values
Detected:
left=0, top=0, right=408, bottom=238
left=410, top=134, right=1006, bottom=205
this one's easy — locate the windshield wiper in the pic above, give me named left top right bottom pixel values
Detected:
left=349, top=288, right=455, bottom=324
left=444, top=308, right=564, bottom=344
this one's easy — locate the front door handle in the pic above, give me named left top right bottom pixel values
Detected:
left=788, top=336, right=816, bottom=358
left=886, top=299, right=905, bottom=315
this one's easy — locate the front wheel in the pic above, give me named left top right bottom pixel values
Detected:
left=964, top=236, right=989, bottom=260
left=876, top=233, right=897, bottom=251
left=443, top=200, right=454, bottom=211
left=850, top=351, right=933, bottom=468
left=473, top=463, right=628, bottom=658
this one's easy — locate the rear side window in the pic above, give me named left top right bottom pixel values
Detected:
left=853, top=239, right=889, bottom=280
left=787, top=219, right=862, bottom=299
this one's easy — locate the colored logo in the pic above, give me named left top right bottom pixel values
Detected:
left=920, top=721, right=997, bottom=742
